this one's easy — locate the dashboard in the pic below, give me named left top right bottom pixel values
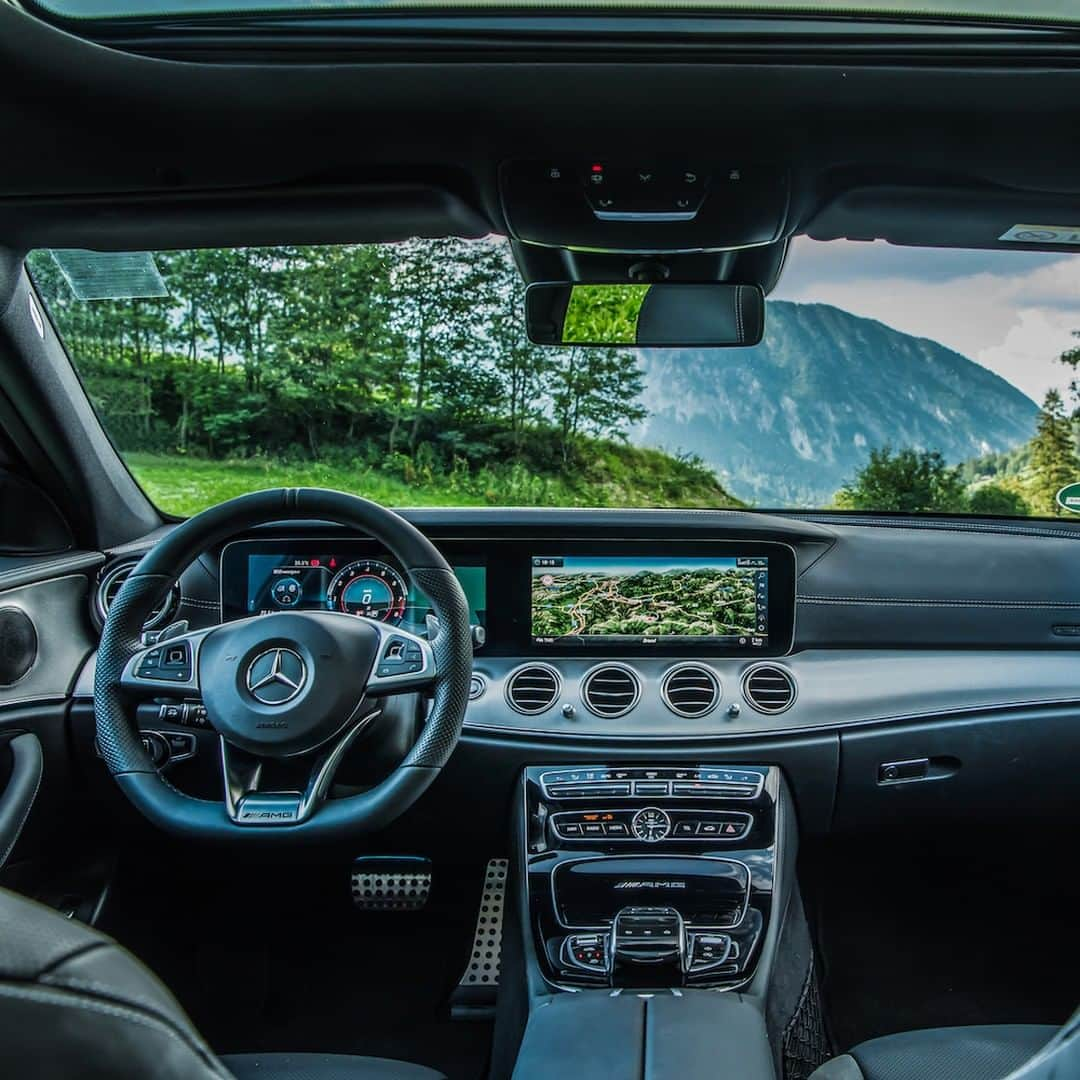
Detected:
left=219, top=536, right=797, bottom=658
left=67, top=507, right=1080, bottom=839
left=78, top=508, right=1080, bottom=755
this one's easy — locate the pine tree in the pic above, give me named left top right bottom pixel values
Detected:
left=1027, top=389, right=1079, bottom=516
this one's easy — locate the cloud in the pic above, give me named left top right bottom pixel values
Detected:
left=775, top=239, right=1080, bottom=404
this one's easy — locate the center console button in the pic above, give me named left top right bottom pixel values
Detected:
left=634, top=781, right=670, bottom=796
left=673, top=821, right=698, bottom=837
left=688, top=932, right=733, bottom=973
left=605, top=822, right=629, bottom=837
left=582, top=823, right=605, bottom=837
left=559, top=822, right=582, bottom=837
left=696, top=821, right=722, bottom=836
left=562, top=933, right=610, bottom=976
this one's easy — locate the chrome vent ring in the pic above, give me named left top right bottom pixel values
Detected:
left=505, top=664, right=560, bottom=715
left=742, top=663, right=797, bottom=714
left=95, top=560, right=180, bottom=630
left=581, top=664, right=641, bottom=718
left=661, top=663, right=721, bottom=718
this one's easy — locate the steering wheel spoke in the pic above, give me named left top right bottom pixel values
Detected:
left=220, top=705, right=381, bottom=825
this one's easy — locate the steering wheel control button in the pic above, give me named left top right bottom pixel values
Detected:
left=246, top=647, right=307, bottom=705
left=135, top=642, right=192, bottom=682
left=375, top=634, right=425, bottom=677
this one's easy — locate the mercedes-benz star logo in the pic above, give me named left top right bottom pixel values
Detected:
left=246, top=648, right=307, bottom=705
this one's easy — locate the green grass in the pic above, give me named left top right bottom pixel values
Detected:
left=125, top=447, right=745, bottom=518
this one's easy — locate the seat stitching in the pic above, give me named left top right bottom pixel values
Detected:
left=0, top=982, right=232, bottom=1079
left=38, top=941, right=112, bottom=979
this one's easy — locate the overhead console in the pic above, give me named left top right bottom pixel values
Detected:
left=500, top=159, right=791, bottom=253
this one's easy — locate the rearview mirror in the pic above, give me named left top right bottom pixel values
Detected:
left=525, top=281, right=765, bottom=347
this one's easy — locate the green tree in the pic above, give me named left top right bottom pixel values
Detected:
left=968, top=483, right=1030, bottom=517
left=1026, top=389, right=1079, bottom=516
left=835, top=446, right=968, bottom=513
left=550, top=347, right=647, bottom=465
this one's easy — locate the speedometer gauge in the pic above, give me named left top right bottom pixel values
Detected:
left=325, top=559, right=408, bottom=623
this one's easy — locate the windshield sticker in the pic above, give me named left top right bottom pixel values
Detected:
left=999, top=224, right=1080, bottom=245
left=50, top=250, right=168, bottom=301
left=1055, top=484, right=1080, bottom=513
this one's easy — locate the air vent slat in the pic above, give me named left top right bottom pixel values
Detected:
left=582, top=665, right=640, bottom=718
left=662, top=664, right=720, bottom=718
left=743, top=665, right=796, bottom=715
left=506, top=665, right=560, bottom=715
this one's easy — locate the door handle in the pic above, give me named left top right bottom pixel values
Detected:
left=0, top=732, right=43, bottom=869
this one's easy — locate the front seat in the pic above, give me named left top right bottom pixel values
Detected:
left=809, top=1023, right=1061, bottom=1080
left=0, top=887, right=444, bottom=1080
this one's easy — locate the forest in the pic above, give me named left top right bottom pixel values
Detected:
left=27, top=240, right=738, bottom=515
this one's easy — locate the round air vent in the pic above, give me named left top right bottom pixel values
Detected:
left=661, top=663, right=721, bottom=718
left=742, top=664, right=797, bottom=715
left=95, top=561, right=180, bottom=630
left=581, top=664, right=641, bottom=719
left=505, top=664, right=560, bottom=715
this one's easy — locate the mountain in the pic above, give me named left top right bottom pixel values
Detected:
left=630, top=300, right=1040, bottom=507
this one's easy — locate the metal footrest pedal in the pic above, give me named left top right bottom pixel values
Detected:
left=350, top=856, right=431, bottom=911
left=451, top=857, right=508, bottom=1020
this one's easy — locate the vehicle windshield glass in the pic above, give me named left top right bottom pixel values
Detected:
left=27, top=238, right=1080, bottom=519
left=24, top=0, right=1080, bottom=26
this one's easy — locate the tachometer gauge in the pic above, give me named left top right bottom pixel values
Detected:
left=325, top=559, right=408, bottom=623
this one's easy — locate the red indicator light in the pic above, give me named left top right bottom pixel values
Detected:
left=329, top=558, right=337, bottom=568
left=591, top=163, right=603, bottom=172
left=311, top=558, right=321, bottom=567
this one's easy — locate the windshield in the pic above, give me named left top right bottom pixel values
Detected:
left=27, top=237, right=1080, bottom=519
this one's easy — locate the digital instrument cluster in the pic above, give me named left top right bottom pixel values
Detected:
left=220, top=540, right=487, bottom=640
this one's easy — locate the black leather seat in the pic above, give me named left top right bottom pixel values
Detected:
left=809, top=1024, right=1058, bottom=1080
left=0, top=886, right=445, bottom=1080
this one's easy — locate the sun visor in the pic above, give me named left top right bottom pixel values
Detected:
left=806, top=185, right=1080, bottom=253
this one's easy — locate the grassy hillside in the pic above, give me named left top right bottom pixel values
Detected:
left=128, top=441, right=745, bottom=518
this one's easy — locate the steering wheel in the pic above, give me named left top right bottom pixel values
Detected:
left=94, top=489, right=472, bottom=840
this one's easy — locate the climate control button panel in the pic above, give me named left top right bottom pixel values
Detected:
left=551, top=806, right=751, bottom=844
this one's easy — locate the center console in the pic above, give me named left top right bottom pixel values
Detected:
left=522, top=763, right=780, bottom=991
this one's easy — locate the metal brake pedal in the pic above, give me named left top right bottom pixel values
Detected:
left=350, top=856, right=431, bottom=911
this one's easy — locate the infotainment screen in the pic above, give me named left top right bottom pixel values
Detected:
left=530, top=555, right=769, bottom=648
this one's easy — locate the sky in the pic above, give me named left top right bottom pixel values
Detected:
left=773, top=239, right=1080, bottom=405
